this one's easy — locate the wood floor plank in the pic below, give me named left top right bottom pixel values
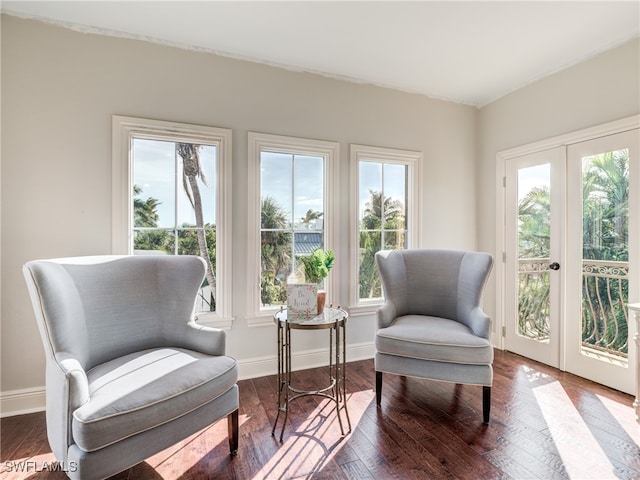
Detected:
left=1, top=351, right=638, bottom=479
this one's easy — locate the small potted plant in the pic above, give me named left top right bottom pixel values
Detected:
left=300, top=248, right=335, bottom=313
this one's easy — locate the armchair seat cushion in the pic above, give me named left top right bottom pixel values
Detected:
left=72, top=347, right=238, bottom=452
left=375, top=315, right=493, bottom=365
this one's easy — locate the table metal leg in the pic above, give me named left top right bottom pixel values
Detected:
left=278, top=323, right=292, bottom=441
left=341, top=320, right=351, bottom=432
left=272, top=312, right=351, bottom=440
left=271, top=321, right=285, bottom=437
left=333, top=323, right=345, bottom=435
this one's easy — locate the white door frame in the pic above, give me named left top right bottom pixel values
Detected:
left=495, top=115, right=640, bottom=354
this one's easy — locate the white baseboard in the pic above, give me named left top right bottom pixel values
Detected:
left=0, top=342, right=375, bottom=417
left=1, top=386, right=46, bottom=418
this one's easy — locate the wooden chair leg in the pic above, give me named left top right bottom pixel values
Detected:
left=228, top=409, right=239, bottom=455
left=376, top=371, right=382, bottom=407
left=482, top=386, right=491, bottom=424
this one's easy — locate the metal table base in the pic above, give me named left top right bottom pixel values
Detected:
left=272, top=307, right=351, bottom=441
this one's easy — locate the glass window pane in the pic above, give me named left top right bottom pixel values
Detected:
left=384, top=230, right=406, bottom=250
left=516, top=163, right=551, bottom=342
left=294, top=155, right=324, bottom=228
left=132, top=138, right=176, bottom=228
left=517, top=163, right=550, bottom=258
left=383, top=163, right=407, bottom=224
left=133, top=229, right=175, bottom=255
left=359, top=162, right=382, bottom=222
left=359, top=232, right=382, bottom=300
left=261, top=152, right=293, bottom=227
left=358, top=159, right=411, bottom=302
left=581, top=148, right=629, bottom=359
left=261, top=231, right=292, bottom=307
left=176, top=144, right=216, bottom=226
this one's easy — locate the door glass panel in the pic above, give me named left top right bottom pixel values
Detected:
left=517, top=164, right=551, bottom=342
left=581, top=149, right=629, bottom=364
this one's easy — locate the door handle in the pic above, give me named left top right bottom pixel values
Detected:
left=549, top=262, right=560, bottom=271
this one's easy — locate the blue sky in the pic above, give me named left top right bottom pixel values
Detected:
left=133, top=138, right=407, bottom=228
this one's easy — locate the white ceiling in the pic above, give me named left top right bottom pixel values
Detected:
left=3, top=1, right=639, bottom=107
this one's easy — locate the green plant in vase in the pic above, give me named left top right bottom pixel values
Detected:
left=300, top=248, right=335, bottom=313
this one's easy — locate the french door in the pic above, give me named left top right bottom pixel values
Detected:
left=505, top=148, right=564, bottom=369
left=504, top=128, right=639, bottom=394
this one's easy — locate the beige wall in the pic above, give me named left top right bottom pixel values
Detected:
left=477, top=38, right=640, bottom=328
left=1, top=15, right=478, bottom=413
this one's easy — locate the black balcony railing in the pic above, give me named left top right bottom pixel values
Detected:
left=517, top=258, right=629, bottom=359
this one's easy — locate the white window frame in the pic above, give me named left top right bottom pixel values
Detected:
left=349, top=144, right=421, bottom=315
left=112, top=115, right=233, bottom=328
left=247, top=132, right=339, bottom=326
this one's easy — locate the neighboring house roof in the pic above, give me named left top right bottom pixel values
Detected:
left=294, top=232, right=322, bottom=256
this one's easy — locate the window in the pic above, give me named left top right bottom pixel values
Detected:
left=350, top=144, right=421, bottom=311
left=247, top=132, right=338, bottom=325
left=112, top=116, right=232, bottom=328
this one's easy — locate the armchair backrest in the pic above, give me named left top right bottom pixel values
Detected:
left=23, top=255, right=206, bottom=370
left=375, top=249, right=493, bottom=325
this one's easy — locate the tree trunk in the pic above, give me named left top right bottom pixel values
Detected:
left=186, top=173, right=216, bottom=303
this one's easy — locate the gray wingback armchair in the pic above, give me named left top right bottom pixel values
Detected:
left=374, top=249, right=494, bottom=423
left=22, top=255, right=239, bottom=479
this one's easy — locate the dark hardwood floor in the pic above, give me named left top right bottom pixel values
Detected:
left=1, top=350, right=639, bottom=479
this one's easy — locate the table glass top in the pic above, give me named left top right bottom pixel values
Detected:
left=274, top=306, right=348, bottom=328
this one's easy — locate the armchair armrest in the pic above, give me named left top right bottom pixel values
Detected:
left=376, top=302, right=398, bottom=329
left=467, top=307, right=492, bottom=340
left=55, top=353, right=90, bottom=407
left=183, top=321, right=227, bottom=356
left=46, top=353, right=89, bottom=463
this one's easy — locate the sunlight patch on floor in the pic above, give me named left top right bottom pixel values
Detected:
left=252, top=390, right=371, bottom=480
left=150, top=413, right=250, bottom=477
left=533, top=381, right=616, bottom=479
left=596, top=393, right=640, bottom=445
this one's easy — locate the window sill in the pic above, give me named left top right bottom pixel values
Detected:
left=347, top=303, right=382, bottom=318
left=195, top=312, right=234, bottom=330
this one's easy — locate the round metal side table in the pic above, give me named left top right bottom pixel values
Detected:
left=271, top=306, right=351, bottom=441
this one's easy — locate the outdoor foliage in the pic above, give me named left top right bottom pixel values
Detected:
left=260, top=196, right=292, bottom=306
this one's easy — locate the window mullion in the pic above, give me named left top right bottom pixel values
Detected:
left=291, top=154, right=296, bottom=276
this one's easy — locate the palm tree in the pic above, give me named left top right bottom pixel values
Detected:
left=300, top=209, right=323, bottom=228
left=133, top=185, right=160, bottom=228
left=176, top=143, right=216, bottom=300
left=362, top=190, right=403, bottom=230
left=582, top=150, right=629, bottom=261
left=261, top=196, right=292, bottom=305
left=359, top=190, right=405, bottom=299
left=518, top=186, right=550, bottom=258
